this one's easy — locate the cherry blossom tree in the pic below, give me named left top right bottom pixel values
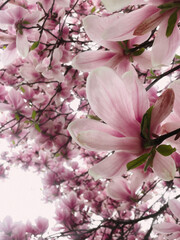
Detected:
left=0, top=0, right=180, bottom=239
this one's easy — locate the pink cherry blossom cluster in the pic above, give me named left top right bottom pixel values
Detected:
left=0, top=0, right=180, bottom=239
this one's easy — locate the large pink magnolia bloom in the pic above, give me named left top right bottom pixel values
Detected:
left=0, top=6, right=40, bottom=63
left=68, top=67, right=176, bottom=181
left=153, top=199, right=180, bottom=239
left=72, top=14, right=152, bottom=75
left=102, top=2, right=180, bottom=67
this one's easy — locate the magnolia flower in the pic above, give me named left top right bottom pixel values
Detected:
left=153, top=199, right=180, bottom=239
left=73, top=14, right=152, bottom=75
left=68, top=67, right=176, bottom=181
left=106, top=167, right=152, bottom=201
left=102, top=2, right=180, bottom=67
left=0, top=6, right=40, bottom=61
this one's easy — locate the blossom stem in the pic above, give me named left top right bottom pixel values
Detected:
left=146, top=65, right=180, bottom=91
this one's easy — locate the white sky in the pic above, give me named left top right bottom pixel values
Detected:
left=0, top=166, right=54, bottom=223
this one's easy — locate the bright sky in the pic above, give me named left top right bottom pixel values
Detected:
left=0, top=166, right=54, bottom=223
left=0, top=138, right=73, bottom=239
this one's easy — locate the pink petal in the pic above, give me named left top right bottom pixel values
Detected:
left=103, top=5, right=158, bottom=41
left=89, top=152, right=134, bottom=180
left=72, top=51, right=116, bottom=72
left=0, top=32, right=15, bottom=44
left=168, top=199, right=180, bottom=220
left=75, top=129, right=142, bottom=153
left=134, top=10, right=165, bottom=35
left=129, top=33, right=151, bottom=47
left=6, top=89, right=25, bottom=110
left=134, top=51, right=152, bottom=70
left=106, top=55, right=131, bottom=75
left=152, top=17, right=180, bottom=67
left=0, top=103, right=13, bottom=111
left=0, top=10, right=14, bottom=25
left=122, top=71, right=149, bottom=123
left=68, top=118, right=123, bottom=139
left=106, top=176, right=131, bottom=201
left=9, top=6, right=27, bottom=20
left=153, top=152, right=176, bottom=181
left=86, top=67, right=140, bottom=137
left=24, top=11, right=40, bottom=25
left=161, top=122, right=180, bottom=153
left=1, top=42, right=18, bottom=66
left=168, top=80, right=180, bottom=119
left=151, top=88, right=175, bottom=133
left=16, top=33, right=29, bottom=57
left=83, top=15, right=122, bottom=51
left=153, top=222, right=180, bottom=234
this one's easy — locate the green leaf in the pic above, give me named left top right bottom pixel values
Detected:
left=55, top=153, right=60, bottom=157
left=175, top=54, right=180, bottom=59
left=127, top=153, right=150, bottom=170
left=30, top=41, right=39, bottom=51
left=144, top=148, right=156, bottom=172
left=166, top=10, right=177, bottom=37
left=158, top=2, right=180, bottom=10
left=20, top=86, right=25, bottom=93
left=22, top=20, right=30, bottom=25
left=15, top=113, right=20, bottom=121
left=158, top=3, right=175, bottom=9
left=157, top=144, right=176, bottom=156
left=34, top=123, right=41, bottom=132
left=141, top=106, right=154, bottom=141
left=12, top=140, right=15, bottom=145
left=91, top=6, right=96, bottom=13
left=150, top=69, right=156, bottom=76
left=133, top=48, right=145, bottom=56
left=32, top=110, right=37, bottom=120
left=87, top=115, right=101, bottom=121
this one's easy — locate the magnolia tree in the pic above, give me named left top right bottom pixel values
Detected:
left=1, top=0, right=180, bottom=239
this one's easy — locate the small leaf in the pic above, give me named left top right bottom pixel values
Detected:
left=157, top=144, right=176, bottom=156
left=34, top=123, right=41, bottom=132
left=55, top=153, right=60, bottom=157
left=20, top=86, right=25, bottom=93
left=12, top=140, right=15, bottom=145
left=158, top=2, right=180, bottom=10
left=15, top=113, right=20, bottom=121
left=133, top=48, right=145, bottom=56
left=30, top=41, right=39, bottom=51
left=144, top=148, right=156, bottom=171
left=150, top=69, right=156, bottom=76
left=32, top=110, right=37, bottom=120
left=141, top=106, right=154, bottom=140
left=175, top=54, right=180, bottom=59
left=87, top=115, right=101, bottom=121
left=24, top=120, right=31, bottom=124
left=166, top=10, right=177, bottom=37
left=22, top=20, right=30, bottom=25
left=158, top=3, right=175, bottom=9
left=127, top=153, right=150, bottom=170
left=91, top=6, right=96, bottom=13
